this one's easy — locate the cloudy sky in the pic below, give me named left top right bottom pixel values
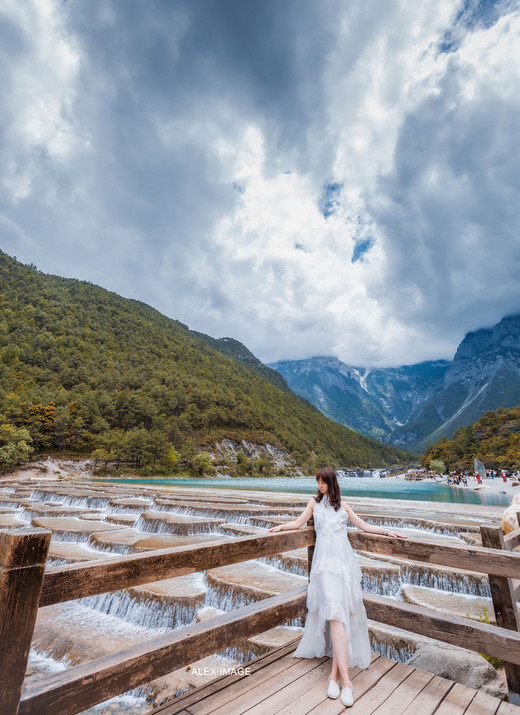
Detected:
left=1, top=0, right=520, bottom=367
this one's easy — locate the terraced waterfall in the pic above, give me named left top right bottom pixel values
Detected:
left=0, top=479, right=505, bottom=713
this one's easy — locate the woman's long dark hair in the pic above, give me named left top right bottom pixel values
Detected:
left=315, top=466, right=342, bottom=511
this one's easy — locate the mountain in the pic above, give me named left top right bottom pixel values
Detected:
left=268, top=357, right=449, bottom=444
left=0, top=250, right=406, bottom=472
left=421, top=405, right=520, bottom=472
left=269, top=315, right=520, bottom=452
left=395, top=315, right=520, bottom=451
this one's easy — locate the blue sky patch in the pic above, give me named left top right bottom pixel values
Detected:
left=320, top=182, right=342, bottom=219
left=440, top=0, right=505, bottom=53
left=352, top=238, right=375, bottom=263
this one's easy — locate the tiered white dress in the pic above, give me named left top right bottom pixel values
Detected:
left=293, top=494, right=371, bottom=668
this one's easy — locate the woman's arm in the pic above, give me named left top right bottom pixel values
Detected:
left=343, top=502, right=408, bottom=539
left=268, top=498, right=315, bottom=532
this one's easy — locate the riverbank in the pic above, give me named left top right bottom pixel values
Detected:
left=2, top=458, right=514, bottom=509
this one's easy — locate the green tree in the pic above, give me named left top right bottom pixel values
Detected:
left=91, top=447, right=114, bottom=473
left=192, top=452, right=215, bottom=476
left=429, top=459, right=445, bottom=474
left=0, top=423, right=33, bottom=469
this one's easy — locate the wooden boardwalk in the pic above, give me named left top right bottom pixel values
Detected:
left=154, top=640, right=520, bottom=715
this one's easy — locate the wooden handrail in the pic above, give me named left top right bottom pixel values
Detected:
left=364, top=593, right=520, bottom=664
left=40, top=528, right=316, bottom=607
left=347, top=531, right=520, bottom=577
left=481, top=524, right=520, bottom=704
left=40, top=529, right=520, bottom=608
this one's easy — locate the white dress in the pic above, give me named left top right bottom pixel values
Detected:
left=293, top=495, right=372, bottom=668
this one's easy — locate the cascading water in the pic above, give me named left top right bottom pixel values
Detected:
left=31, top=490, right=112, bottom=509
left=259, top=555, right=307, bottom=578
left=369, top=636, right=414, bottom=663
left=80, top=587, right=203, bottom=631
left=357, top=517, right=469, bottom=539
left=135, top=514, right=220, bottom=535
left=361, top=570, right=402, bottom=599
left=400, top=564, right=491, bottom=597
left=153, top=503, right=252, bottom=526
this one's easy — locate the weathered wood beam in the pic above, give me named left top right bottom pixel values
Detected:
left=21, top=587, right=308, bottom=715
left=348, top=531, right=520, bottom=579
left=481, top=525, right=520, bottom=704
left=40, top=528, right=520, bottom=608
left=39, top=529, right=315, bottom=607
left=22, top=585, right=520, bottom=715
left=504, top=528, right=520, bottom=550
left=364, top=593, right=520, bottom=665
left=0, top=528, right=51, bottom=715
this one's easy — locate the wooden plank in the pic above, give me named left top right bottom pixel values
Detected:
left=276, top=654, right=381, bottom=715
left=154, top=638, right=303, bottom=714
left=40, top=529, right=316, bottom=606
left=346, top=662, right=414, bottom=713
left=305, top=657, right=403, bottom=715
left=238, top=659, right=335, bottom=715
left=347, top=532, right=520, bottom=579
left=481, top=526, right=520, bottom=703
left=363, top=594, right=520, bottom=665
left=185, top=653, right=314, bottom=715
left=19, top=586, right=307, bottom=715
left=401, top=675, right=455, bottom=715
left=0, top=528, right=51, bottom=715
left=434, top=682, right=477, bottom=714
left=201, top=657, right=327, bottom=715
left=498, top=701, right=520, bottom=714
left=372, top=667, right=435, bottom=714
left=504, top=529, right=520, bottom=550
left=465, top=689, right=501, bottom=715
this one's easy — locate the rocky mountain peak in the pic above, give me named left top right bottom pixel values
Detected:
left=490, top=314, right=520, bottom=350
left=453, top=328, right=492, bottom=362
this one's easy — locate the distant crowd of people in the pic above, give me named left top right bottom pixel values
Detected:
left=444, top=469, right=520, bottom=485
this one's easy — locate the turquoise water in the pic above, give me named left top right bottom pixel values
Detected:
left=97, top=476, right=511, bottom=507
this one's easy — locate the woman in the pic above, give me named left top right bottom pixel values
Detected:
left=268, top=467, right=407, bottom=707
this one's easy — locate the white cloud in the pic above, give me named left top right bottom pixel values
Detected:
left=1, top=0, right=519, bottom=368
left=0, top=0, right=82, bottom=201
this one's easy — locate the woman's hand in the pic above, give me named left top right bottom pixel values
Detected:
left=268, top=498, right=315, bottom=533
left=384, top=531, right=408, bottom=539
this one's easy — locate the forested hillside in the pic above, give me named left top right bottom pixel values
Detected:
left=193, top=333, right=290, bottom=393
left=0, top=251, right=405, bottom=474
left=421, top=406, right=520, bottom=471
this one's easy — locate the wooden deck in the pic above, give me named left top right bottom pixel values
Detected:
left=153, top=639, right=520, bottom=715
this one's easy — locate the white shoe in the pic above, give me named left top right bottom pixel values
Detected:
left=327, top=679, right=340, bottom=699
left=341, top=687, right=354, bottom=707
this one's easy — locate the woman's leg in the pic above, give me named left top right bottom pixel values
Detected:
left=330, top=619, right=351, bottom=688
left=330, top=651, right=339, bottom=682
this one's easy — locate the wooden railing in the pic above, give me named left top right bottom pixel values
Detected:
left=2, top=525, right=520, bottom=714
left=481, top=515, right=520, bottom=702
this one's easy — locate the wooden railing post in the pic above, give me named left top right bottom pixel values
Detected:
left=307, top=517, right=315, bottom=580
left=0, top=528, right=51, bottom=715
left=480, top=524, right=520, bottom=704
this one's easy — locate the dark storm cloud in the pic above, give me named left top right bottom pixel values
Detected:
left=65, top=0, right=339, bottom=172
